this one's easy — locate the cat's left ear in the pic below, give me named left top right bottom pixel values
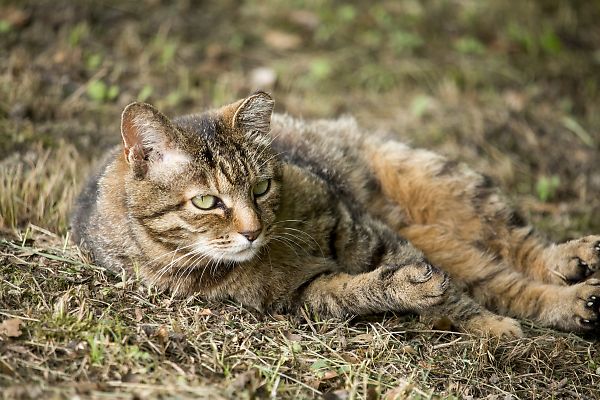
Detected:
left=230, top=91, right=274, bottom=136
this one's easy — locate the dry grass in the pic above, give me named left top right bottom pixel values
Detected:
left=2, top=232, right=600, bottom=399
left=0, top=143, right=88, bottom=234
left=2, top=1, right=600, bottom=399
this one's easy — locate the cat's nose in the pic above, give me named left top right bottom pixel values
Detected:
left=239, top=229, right=261, bottom=242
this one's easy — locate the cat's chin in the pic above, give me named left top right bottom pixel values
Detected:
left=221, top=247, right=259, bottom=263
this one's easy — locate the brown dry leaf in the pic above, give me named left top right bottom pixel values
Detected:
left=432, top=316, right=453, bottom=331
left=0, top=6, right=30, bottom=27
left=0, top=319, right=23, bottom=337
left=264, top=30, right=301, bottom=50
left=154, top=325, right=169, bottom=345
left=288, top=10, right=319, bottom=30
left=350, top=333, right=373, bottom=343
left=134, top=308, right=143, bottom=322
left=199, top=308, right=212, bottom=316
left=322, top=370, right=338, bottom=380
left=400, top=345, right=417, bottom=355
left=307, top=378, right=321, bottom=389
left=272, top=314, right=286, bottom=321
left=283, top=331, right=302, bottom=342
left=341, top=353, right=360, bottom=364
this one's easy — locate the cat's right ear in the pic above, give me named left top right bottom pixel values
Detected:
left=120, top=102, right=179, bottom=179
left=231, top=91, right=274, bottom=136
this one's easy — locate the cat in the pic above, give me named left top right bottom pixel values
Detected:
left=71, top=91, right=600, bottom=337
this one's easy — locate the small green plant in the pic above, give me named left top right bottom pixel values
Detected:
left=68, top=22, right=89, bottom=47
left=87, top=334, right=105, bottom=365
left=454, top=37, right=486, bottom=55
left=309, top=58, right=332, bottom=81
left=0, top=19, right=12, bottom=33
left=87, top=80, right=120, bottom=102
left=138, top=84, right=154, bottom=102
left=536, top=175, right=560, bottom=202
left=85, top=53, right=103, bottom=70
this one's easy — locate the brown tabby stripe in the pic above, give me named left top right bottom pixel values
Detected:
left=137, top=202, right=185, bottom=220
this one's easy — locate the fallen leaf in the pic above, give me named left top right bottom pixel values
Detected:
left=400, top=345, right=417, bottom=355
left=154, top=325, right=169, bottom=344
left=288, top=10, right=319, bottom=30
left=264, top=30, right=301, bottom=50
left=350, top=333, right=373, bottom=343
left=0, top=319, right=23, bottom=337
left=307, top=378, right=321, bottom=389
left=283, top=331, right=302, bottom=342
left=0, top=6, right=30, bottom=28
left=199, top=308, right=212, bottom=316
left=134, top=308, right=143, bottom=322
left=322, top=370, right=338, bottom=380
left=432, top=316, right=453, bottom=331
left=341, top=353, right=359, bottom=363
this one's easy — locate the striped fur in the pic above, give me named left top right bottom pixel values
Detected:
left=71, top=93, right=600, bottom=337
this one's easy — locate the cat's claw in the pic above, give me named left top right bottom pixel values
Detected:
left=571, top=279, right=600, bottom=330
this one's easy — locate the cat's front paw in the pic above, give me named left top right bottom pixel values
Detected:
left=381, top=262, right=449, bottom=310
left=550, top=236, right=600, bottom=284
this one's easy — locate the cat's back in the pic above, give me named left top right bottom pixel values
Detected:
left=270, top=113, right=381, bottom=203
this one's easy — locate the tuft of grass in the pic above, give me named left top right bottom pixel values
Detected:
left=0, top=143, right=89, bottom=234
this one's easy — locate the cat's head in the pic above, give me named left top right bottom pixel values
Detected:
left=118, top=91, right=281, bottom=265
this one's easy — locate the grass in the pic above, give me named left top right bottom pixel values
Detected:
left=1, top=0, right=600, bottom=398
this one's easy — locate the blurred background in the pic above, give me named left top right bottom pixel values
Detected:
left=1, top=0, right=600, bottom=237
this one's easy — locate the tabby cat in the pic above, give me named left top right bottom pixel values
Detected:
left=71, top=92, right=600, bottom=337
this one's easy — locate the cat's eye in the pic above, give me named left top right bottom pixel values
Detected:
left=192, top=194, right=218, bottom=210
left=252, top=179, right=271, bottom=197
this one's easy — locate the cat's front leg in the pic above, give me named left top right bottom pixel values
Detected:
left=298, top=262, right=523, bottom=338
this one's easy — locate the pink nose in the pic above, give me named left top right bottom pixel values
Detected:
left=239, top=229, right=261, bottom=242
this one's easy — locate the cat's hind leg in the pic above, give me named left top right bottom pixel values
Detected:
left=400, top=223, right=600, bottom=331
left=364, top=138, right=599, bottom=286
left=298, top=261, right=523, bottom=338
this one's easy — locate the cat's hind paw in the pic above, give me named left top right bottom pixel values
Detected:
left=550, top=235, right=600, bottom=284
left=462, top=315, right=524, bottom=339
left=570, top=278, right=600, bottom=331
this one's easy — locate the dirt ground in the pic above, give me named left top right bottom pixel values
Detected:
left=1, top=1, right=600, bottom=399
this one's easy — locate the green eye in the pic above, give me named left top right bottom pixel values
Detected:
left=252, top=179, right=270, bottom=197
left=192, top=195, right=218, bottom=210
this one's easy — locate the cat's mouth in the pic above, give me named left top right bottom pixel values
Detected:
left=224, top=244, right=261, bottom=262
left=220, top=235, right=266, bottom=263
